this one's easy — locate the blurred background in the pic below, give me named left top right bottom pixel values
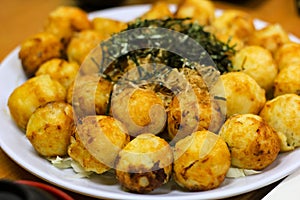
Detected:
left=74, top=0, right=261, bottom=10
left=1, top=0, right=300, bottom=61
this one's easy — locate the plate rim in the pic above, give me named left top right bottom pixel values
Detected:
left=1, top=4, right=300, bottom=200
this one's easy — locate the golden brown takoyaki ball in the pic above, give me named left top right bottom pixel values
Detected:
left=173, top=130, right=230, bottom=191
left=91, top=17, right=127, bottom=38
left=47, top=6, right=91, bottom=32
left=247, top=23, right=290, bottom=54
left=35, top=58, right=80, bottom=89
left=44, top=6, right=91, bottom=46
left=213, top=72, right=266, bottom=117
left=68, top=132, right=110, bottom=174
left=67, top=74, right=113, bottom=118
left=212, top=9, right=255, bottom=41
left=69, top=115, right=130, bottom=173
left=167, top=86, right=223, bottom=142
left=139, top=1, right=173, bottom=20
left=18, top=32, right=64, bottom=77
left=166, top=67, right=224, bottom=142
left=44, top=17, right=74, bottom=46
left=274, top=64, right=300, bottom=97
left=231, top=45, right=278, bottom=93
left=8, top=75, right=66, bottom=131
left=115, top=133, right=173, bottom=193
left=76, top=44, right=103, bottom=76
left=259, top=94, right=300, bottom=152
left=175, top=0, right=215, bottom=25
left=219, top=114, right=280, bottom=170
left=67, top=30, right=107, bottom=65
left=26, top=101, right=74, bottom=157
left=274, top=42, right=300, bottom=71
left=110, top=88, right=166, bottom=137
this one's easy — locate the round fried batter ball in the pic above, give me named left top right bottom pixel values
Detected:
left=214, top=72, right=266, bottom=117
left=8, top=75, right=66, bottom=131
left=219, top=114, right=280, bottom=170
left=274, top=64, right=300, bottom=97
left=35, top=58, right=80, bottom=89
left=44, top=6, right=91, bottom=45
left=231, top=45, right=278, bottom=93
left=247, top=23, right=290, bottom=54
left=26, top=101, right=74, bottom=157
left=111, top=88, right=167, bottom=137
left=49, top=6, right=91, bottom=31
left=173, top=130, right=230, bottom=191
left=167, top=86, right=224, bottom=142
left=115, top=133, right=173, bottom=193
left=175, top=0, right=215, bottom=25
left=67, top=74, right=113, bottom=118
left=68, top=132, right=109, bottom=174
left=260, top=94, right=300, bottom=152
left=167, top=68, right=224, bottom=142
left=139, top=1, right=173, bottom=20
left=44, top=17, right=74, bottom=46
left=274, top=42, right=300, bottom=71
left=68, top=115, right=130, bottom=174
left=18, top=32, right=64, bottom=77
left=212, top=9, right=255, bottom=41
left=67, top=30, right=107, bottom=65
left=47, top=6, right=91, bottom=31
left=92, top=17, right=127, bottom=38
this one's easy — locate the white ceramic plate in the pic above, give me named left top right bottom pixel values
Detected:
left=262, top=167, right=300, bottom=200
left=1, top=5, right=300, bottom=200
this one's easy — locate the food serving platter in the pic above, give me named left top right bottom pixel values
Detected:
left=1, top=4, right=300, bottom=200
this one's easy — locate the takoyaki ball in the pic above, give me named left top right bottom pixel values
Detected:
left=8, top=75, right=66, bottom=131
left=212, top=10, right=255, bottom=41
left=260, top=94, right=300, bottom=152
left=173, top=130, right=230, bottom=191
left=175, top=0, right=215, bottom=25
left=110, top=88, right=166, bottom=137
left=35, top=58, right=80, bottom=89
left=91, top=17, right=127, bottom=37
left=68, top=132, right=110, bottom=174
left=47, top=6, right=91, bottom=32
left=26, top=101, right=74, bottom=157
left=167, top=87, right=223, bottom=142
left=219, top=114, right=280, bottom=170
left=274, top=64, right=300, bottom=97
left=44, top=6, right=91, bottom=45
left=247, top=23, right=290, bottom=54
left=69, top=115, right=130, bottom=173
left=18, top=32, right=64, bottom=77
left=231, top=45, right=278, bottom=93
left=115, top=133, right=173, bottom=193
left=67, top=74, right=113, bottom=118
left=274, top=42, right=300, bottom=71
left=167, top=67, right=224, bottom=141
left=67, top=116, right=128, bottom=174
left=67, top=30, right=106, bottom=65
left=216, top=72, right=266, bottom=117
left=139, top=1, right=173, bottom=20
left=77, top=40, right=109, bottom=76
left=44, top=17, right=74, bottom=46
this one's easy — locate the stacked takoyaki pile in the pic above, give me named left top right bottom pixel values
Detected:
left=7, top=0, right=300, bottom=194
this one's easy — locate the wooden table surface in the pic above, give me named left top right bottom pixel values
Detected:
left=1, top=0, right=299, bottom=199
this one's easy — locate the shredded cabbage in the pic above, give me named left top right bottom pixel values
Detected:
left=226, top=167, right=261, bottom=178
left=47, top=156, right=93, bottom=178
